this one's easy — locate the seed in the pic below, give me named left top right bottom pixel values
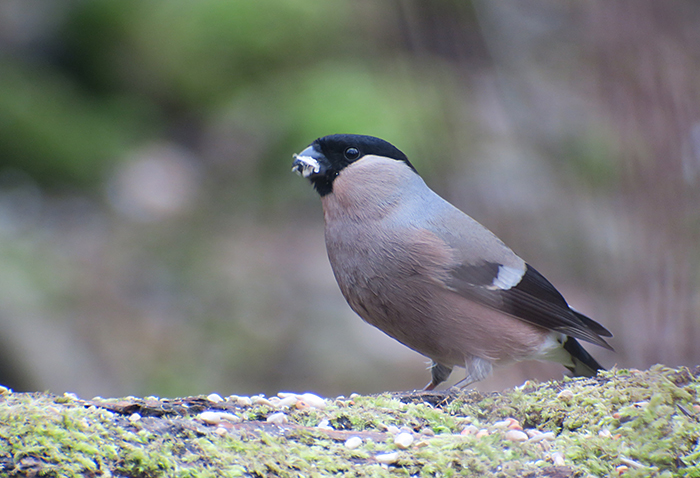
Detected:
left=236, top=396, right=252, bottom=407
left=345, top=436, right=362, bottom=449
left=266, top=412, right=288, bottom=425
left=252, top=396, right=275, bottom=407
left=557, top=390, right=574, bottom=401
left=394, top=432, right=414, bottom=449
left=375, top=452, right=399, bottom=464
left=530, top=431, right=555, bottom=442
left=276, top=396, right=299, bottom=408
left=317, top=419, right=333, bottom=430
left=506, top=418, right=522, bottom=430
left=505, top=430, right=528, bottom=442
left=300, top=393, right=327, bottom=409
left=199, top=411, right=241, bottom=425
left=207, top=393, right=223, bottom=403
left=552, top=452, right=565, bottom=466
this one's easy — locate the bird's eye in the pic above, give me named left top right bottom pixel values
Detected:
left=344, top=147, right=360, bottom=160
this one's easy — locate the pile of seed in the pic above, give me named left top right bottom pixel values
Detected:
left=193, top=391, right=572, bottom=468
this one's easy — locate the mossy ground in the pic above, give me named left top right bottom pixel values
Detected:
left=1, top=366, right=699, bottom=477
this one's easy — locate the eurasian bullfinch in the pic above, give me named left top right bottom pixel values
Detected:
left=292, top=134, right=612, bottom=389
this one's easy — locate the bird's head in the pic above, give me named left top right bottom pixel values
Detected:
left=292, top=134, right=415, bottom=196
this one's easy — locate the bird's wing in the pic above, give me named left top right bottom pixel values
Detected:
left=443, top=260, right=613, bottom=350
left=405, top=188, right=612, bottom=350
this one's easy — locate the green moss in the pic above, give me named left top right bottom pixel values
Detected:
left=1, top=366, right=699, bottom=477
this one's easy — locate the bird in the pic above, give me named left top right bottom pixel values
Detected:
left=292, top=134, right=613, bottom=390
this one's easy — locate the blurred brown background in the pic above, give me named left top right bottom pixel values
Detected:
left=0, top=0, right=698, bottom=398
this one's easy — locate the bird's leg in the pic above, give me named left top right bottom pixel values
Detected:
left=424, top=362, right=453, bottom=390
left=452, top=357, right=493, bottom=389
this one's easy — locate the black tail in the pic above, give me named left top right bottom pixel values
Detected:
left=571, top=309, right=614, bottom=339
left=563, top=336, right=605, bottom=377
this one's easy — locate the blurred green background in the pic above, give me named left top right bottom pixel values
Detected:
left=0, top=0, right=698, bottom=398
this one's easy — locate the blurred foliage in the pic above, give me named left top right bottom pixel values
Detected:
left=62, top=0, right=351, bottom=106
left=1, top=0, right=456, bottom=190
left=0, top=61, right=154, bottom=188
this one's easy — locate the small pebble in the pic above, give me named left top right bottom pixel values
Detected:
left=214, top=427, right=228, bottom=436
left=386, top=425, right=401, bottom=435
left=375, top=452, right=399, bottom=464
left=529, top=431, right=555, bottom=442
left=220, top=412, right=242, bottom=423
left=615, top=465, right=629, bottom=473
left=505, top=429, right=528, bottom=442
left=493, top=420, right=510, bottom=429
left=0, top=386, right=10, bottom=395
left=506, top=418, right=522, bottom=430
left=476, top=429, right=489, bottom=438
left=350, top=393, right=360, bottom=399
left=612, top=412, right=621, bottom=419
left=207, top=393, right=224, bottom=403
left=236, top=396, right=252, bottom=407
left=252, top=396, right=275, bottom=407
left=63, top=392, right=79, bottom=400
left=633, top=401, right=649, bottom=409
left=394, top=432, right=414, bottom=449
left=277, top=392, right=297, bottom=399
left=525, top=429, right=541, bottom=439
left=557, top=389, right=574, bottom=401
left=128, top=413, right=141, bottom=423
left=300, top=392, right=327, bottom=409
left=420, top=427, right=435, bottom=437
left=461, top=425, right=479, bottom=436
left=552, top=452, right=565, bottom=466
left=276, top=396, right=299, bottom=408
left=199, top=411, right=221, bottom=425
left=266, top=412, right=288, bottom=425
left=199, top=411, right=241, bottom=425
left=317, top=419, right=333, bottom=430
left=619, top=457, right=643, bottom=469
left=345, top=436, right=363, bottom=449
left=599, top=429, right=612, bottom=438
left=693, top=404, right=700, bottom=413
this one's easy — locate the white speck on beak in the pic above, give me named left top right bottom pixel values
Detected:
left=292, top=154, right=321, bottom=178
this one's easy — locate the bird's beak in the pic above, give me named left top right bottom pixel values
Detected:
left=292, top=145, right=326, bottom=179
